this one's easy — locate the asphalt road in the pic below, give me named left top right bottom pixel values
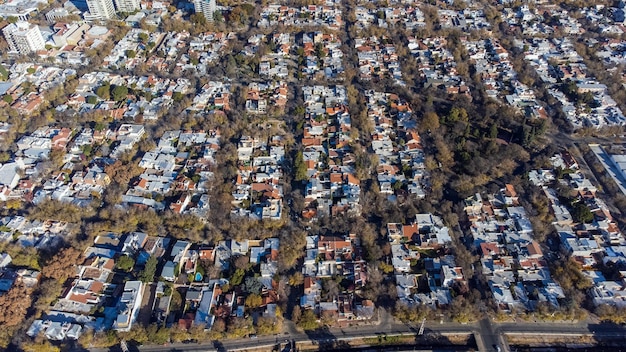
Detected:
left=91, top=315, right=626, bottom=352
left=478, top=318, right=500, bottom=352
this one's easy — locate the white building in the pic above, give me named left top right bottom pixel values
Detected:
left=46, top=8, right=70, bottom=22
left=2, top=21, right=45, bottom=55
left=114, top=0, right=140, bottom=13
left=194, top=0, right=215, bottom=21
left=114, top=281, right=143, bottom=332
left=86, top=0, right=115, bottom=20
left=0, top=0, right=47, bottom=21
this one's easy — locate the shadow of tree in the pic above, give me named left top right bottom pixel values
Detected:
left=585, top=322, right=626, bottom=348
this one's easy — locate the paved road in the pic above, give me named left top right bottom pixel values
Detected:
left=477, top=318, right=500, bottom=352
left=96, top=317, right=626, bottom=352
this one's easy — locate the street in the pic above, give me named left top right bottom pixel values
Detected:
left=90, top=312, right=626, bottom=352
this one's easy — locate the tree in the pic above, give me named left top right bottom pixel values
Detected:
left=111, top=85, right=129, bottom=102
left=21, top=341, right=60, bottom=352
left=448, top=296, right=479, bottom=323
left=292, top=305, right=302, bottom=323
left=139, top=255, right=158, bottom=282
left=29, top=199, right=87, bottom=223
left=80, top=329, right=119, bottom=348
left=234, top=255, right=250, bottom=270
left=146, top=325, right=170, bottom=345
left=297, top=309, right=319, bottom=331
left=294, top=151, right=307, bottom=181
left=321, top=277, right=340, bottom=301
left=0, top=283, right=31, bottom=327
left=226, top=317, right=253, bottom=338
left=125, top=49, right=136, bottom=58
left=0, top=66, right=8, bottom=80
left=138, top=32, right=149, bottom=43
left=116, top=255, right=135, bottom=272
left=120, top=325, right=148, bottom=344
left=595, top=304, right=626, bottom=324
left=230, top=268, right=245, bottom=286
left=571, top=202, right=594, bottom=224
left=245, top=293, right=263, bottom=308
left=489, top=123, right=498, bottom=139
left=96, top=84, right=110, bottom=100
left=105, top=160, right=143, bottom=186
left=213, top=10, right=223, bottom=22
left=421, top=111, right=440, bottom=131
left=256, top=316, right=280, bottom=335
left=288, top=272, right=304, bottom=286
left=172, top=91, right=184, bottom=102
left=42, top=246, right=82, bottom=281
left=244, top=276, right=263, bottom=294
left=2, top=94, right=12, bottom=104
left=86, top=95, right=98, bottom=104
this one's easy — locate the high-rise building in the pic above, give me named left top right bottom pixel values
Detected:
left=85, top=0, right=115, bottom=20
left=2, top=21, right=45, bottom=55
left=193, top=0, right=216, bottom=22
left=114, top=0, right=140, bottom=13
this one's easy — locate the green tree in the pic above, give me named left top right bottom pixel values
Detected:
left=294, top=151, right=307, bottom=181
left=244, top=277, right=263, bottom=294
left=245, top=293, right=262, bottom=308
left=125, top=49, right=136, bottom=58
left=230, top=268, right=245, bottom=286
left=571, top=202, right=594, bottom=224
left=96, top=84, right=110, bottom=100
left=139, top=255, right=158, bottom=283
left=213, top=10, right=223, bottom=22
left=86, top=95, right=98, bottom=104
left=2, top=95, right=12, bottom=104
left=138, top=32, right=149, bottom=43
left=146, top=325, right=170, bottom=345
left=116, top=255, right=135, bottom=272
left=111, top=85, right=129, bottom=102
left=446, top=107, right=468, bottom=123
left=0, top=66, right=8, bottom=80
left=489, top=123, right=498, bottom=139
left=172, top=91, right=184, bottom=102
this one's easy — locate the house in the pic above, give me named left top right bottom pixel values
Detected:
left=0, top=253, right=11, bottom=268
left=0, top=161, right=23, bottom=190
left=171, top=240, right=190, bottom=261
left=114, top=281, right=143, bottom=331
left=122, top=232, right=148, bottom=255
left=395, top=274, right=418, bottom=303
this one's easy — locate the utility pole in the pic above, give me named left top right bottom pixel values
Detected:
left=418, top=317, right=426, bottom=335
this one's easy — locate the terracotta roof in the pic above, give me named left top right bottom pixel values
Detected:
left=402, top=224, right=418, bottom=240
left=527, top=241, right=543, bottom=257
left=480, top=242, right=500, bottom=256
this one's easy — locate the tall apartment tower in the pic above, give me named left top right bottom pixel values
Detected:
left=114, top=0, right=140, bottom=13
left=86, top=0, right=116, bottom=20
left=2, top=21, right=45, bottom=55
left=194, top=0, right=216, bottom=21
